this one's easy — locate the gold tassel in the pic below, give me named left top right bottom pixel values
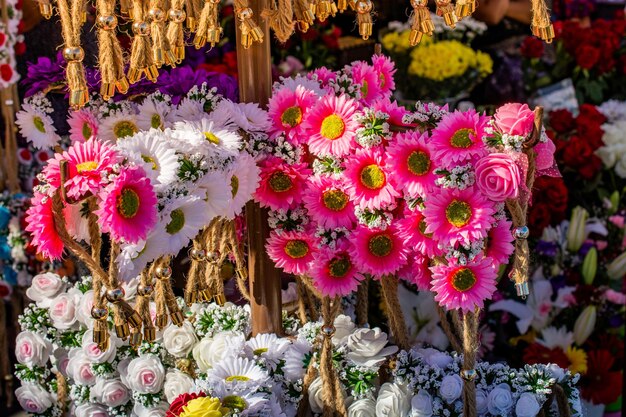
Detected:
left=409, top=0, right=434, bottom=45
left=337, top=0, right=348, bottom=12
left=38, top=0, right=54, bottom=19
left=150, top=0, right=176, bottom=67
left=96, top=0, right=128, bottom=100
left=436, top=0, right=458, bottom=28
left=234, top=0, right=263, bottom=49
left=56, top=0, right=89, bottom=109
left=194, top=0, right=223, bottom=49
left=261, top=0, right=295, bottom=44
left=120, top=0, right=132, bottom=17
left=531, top=0, right=554, bottom=42
left=314, top=0, right=336, bottom=21
left=455, top=0, right=476, bottom=19
left=293, top=0, right=315, bottom=32
left=184, top=0, right=198, bottom=30
left=166, top=0, right=187, bottom=63
left=355, top=0, right=373, bottom=40
left=129, top=0, right=158, bottom=84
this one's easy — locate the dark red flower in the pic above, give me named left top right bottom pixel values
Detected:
left=549, top=109, right=575, bottom=134
left=520, top=36, right=545, bottom=59
left=0, top=32, right=6, bottom=47
left=0, top=282, right=11, bottom=298
left=578, top=104, right=608, bottom=125
left=528, top=176, right=569, bottom=235
left=299, top=28, right=319, bottom=41
left=14, top=41, right=25, bottom=55
left=580, top=350, right=622, bottom=405
left=561, top=135, right=603, bottom=179
left=523, top=343, right=570, bottom=369
left=166, top=392, right=206, bottom=417
left=575, top=45, right=601, bottom=69
left=0, top=64, right=13, bottom=82
left=574, top=120, right=604, bottom=149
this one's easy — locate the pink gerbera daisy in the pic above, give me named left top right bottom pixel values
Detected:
left=349, top=224, right=409, bottom=277
left=266, top=230, right=317, bottom=275
left=486, top=219, right=515, bottom=265
left=302, top=175, right=356, bottom=229
left=95, top=166, right=158, bottom=244
left=386, top=130, right=437, bottom=198
left=267, top=86, right=317, bottom=143
left=396, top=209, right=441, bottom=258
left=397, top=252, right=432, bottom=291
left=310, top=241, right=362, bottom=297
left=43, top=140, right=119, bottom=200
left=422, top=186, right=495, bottom=247
left=371, top=54, right=396, bottom=95
left=349, top=61, right=382, bottom=105
left=304, top=94, right=359, bottom=157
left=371, top=97, right=409, bottom=126
left=67, top=109, right=98, bottom=143
left=430, top=255, right=498, bottom=312
left=309, top=67, right=337, bottom=86
left=343, top=148, right=400, bottom=210
left=254, top=156, right=311, bottom=211
left=25, top=192, right=65, bottom=260
left=429, top=109, right=489, bottom=168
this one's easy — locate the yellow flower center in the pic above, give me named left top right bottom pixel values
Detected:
left=268, top=171, right=293, bottom=193
left=445, top=200, right=472, bottom=228
left=151, top=114, right=162, bottom=129
left=322, top=189, right=349, bottom=211
left=141, top=155, right=158, bottom=170
left=320, top=114, right=345, bottom=140
left=361, top=81, right=369, bottom=97
left=253, top=348, right=268, bottom=355
left=360, top=164, right=385, bottom=190
left=450, top=128, right=474, bottom=148
left=418, top=218, right=433, bottom=238
left=407, top=150, right=431, bottom=176
left=166, top=208, right=185, bottom=234
left=76, top=161, right=97, bottom=172
left=450, top=268, right=477, bottom=292
left=230, top=175, right=239, bottom=198
left=379, top=73, right=386, bottom=88
left=221, top=395, right=247, bottom=411
left=328, top=256, right=351, bottom=278
left=225, top=375, right=251, bottom=382
left=281, top=106, right=303, bottom=127
left=113, top=121, right=138, bottom=139
left=82, top=122, right=92, bottom=140
left=368, top=234, right=393, bottom=257
left=204, top=132, right=220, bottom=145
left=116, top=188, right=140, bottom=219
left=33, top=116, right=46, bottom=133
left=284, top=240, right=309, bottom=259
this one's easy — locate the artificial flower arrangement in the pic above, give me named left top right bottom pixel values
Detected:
left=381, top=17, right=492, bottom=103
left=0, top=0, right=23, bottom=88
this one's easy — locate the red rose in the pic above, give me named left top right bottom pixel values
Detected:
left=561, top=135, right=602, bottom=179
left=548, top=109, right=575, bottom=133
left=0, top=32, right=6, bottom=47
left=166, top=392, right=206, bottom=417
left=0, top=64, right=12, bottom=82
left=520, top=36, right=545, bottom=59
left=575, top=119, right=604, bottom=149
left=299, top=28, right=319, bottom=41
left=14, top=41, right=25, bottom=55
left=528, top=202, right=552, bottom=235
left=597, top=57, right=616, bottom=75
left=528, top=176, right=568, bottom=235
left=578, top=104, right=607, bottom=125
left=0, top=282, right=11, bottom=298
left=17, top=20, right=24, bottom=34
left=575, top=45, right=600, bottom=69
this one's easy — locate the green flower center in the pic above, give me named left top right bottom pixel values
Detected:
left=253, top=347, right=268, bottom=355
left=113, top=121, right=138, bottom=139
left=450, top=128, right=474, bottom=148
left=418, top=218, right=433, bottom=238
left=116, top=188, right=140, bottom=219
left=141, top=154, right=158, bottom=170
left=76, top=161, right=97, bottom=172
left=379, top=73, right=386, bottom=88
left=450, top=267, right=477, bottom=292
left=150, top=114, right=162, bottom=129
left=268, top=171, right=293, bottom=193
left=204, top=132, right=220, bottom=144
left=225, top=375, right=251, bottom=382
left=166, top=208, right=185, bottom=234
left=322, top=189, right=349, bottom=211
left=281, top=106, right=303, bottom=127
left=82, top=122, right=92, bottom=139
left=360, top=164, right=385, bottom=190
left=445, top=200, right=472, bottom=228
left=407, top=151, right=431, bottom=176
left=368, top=234, right=393, bottom=257
left=361, top=81, right=369, bottom=97
left=33, top=116, right=46, bottom=133
left=328, top=256, right=351, bottom=278
left=320, top=114, right=345, bottom=140
left=285, top=240, right=309, bottom=259
left=222, top=395, right=247, bottom=410
left=230, top=175, right=239, bottom=198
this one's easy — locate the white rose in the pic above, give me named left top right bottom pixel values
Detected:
left=118, top=357, right=132, bottom=387
left=417, top=348, right=453, bottom=369
left=123, top=277, right=140, bottom=300
left=309, top=376, right=324, bottom=414
left=67, top=349, right=96, bottom=386
left=348, top=398, right=376, bottom=417
left=516, top=393, right=541, bottom=417
left=53, top=348, right=69, bottom=376
left=75, top=289, right=94, bottom=326
left=439, top=375, right=463, bottom=403
left=91, top=378, right=130, bottom=407
left=133, top=401, right=168, bottom=417
left=476, top=390, right=488, bottom=415
left=48, top=288, right=81, bottom=330
left=487, top=384, right=514, bottom=416
left=16, top=331, right=52, bottom=367
left=163, top=370, right=194, bottom=403
left=333, top=314, right=356, bottom=345
left=616, top=154, right=626, bottom=178
left=126, top=354, right=165, bottom=394
left=346, top=328, right=398, bottom=367
left=163, top=321, right=198, bottom=358
left=546, top=364, right=566, bottom=382
left=376, top=382, right=411, bottom=417
left=192, top=331, right=244, bottom=372
left=74, top=403, right=109, bottom=417
left=26, top=272, right=65, bottom=307
left=82, top=330, right=117, bottom=363
left=16, top=383, right=54, bottom=414
left=411, top=390, right=433, bottom=417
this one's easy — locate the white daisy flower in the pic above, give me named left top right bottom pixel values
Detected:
left=172, top=118, right=242, bottom=156
left=207, top=356, right=269, bottom=390
left=116, top=237, right=162, bottom=282
left=275, top=74, right=326, bottom=97
left=224, top=152, right=260, bottom=219
left=116, top=129, right=179, bottom=189
left=173, top=97, right=206, bottom=122
left=205, top=99, right=241, bottom=131
left=136, top=98, right=171, bottom=131
left=158, top=194, right=214, bottom=255
left=198, top=379, right=272, bottom=416
left=194, top=170, right=232, bottom=219
left=244, top=333, right=290, bottom=368
left=99, top=111, right=140, bottom=144
left=15, top=103, right=60, bottom=149
left=236, top=102, right=272, bottom=132
left=282, top=340, right=311, bottom=381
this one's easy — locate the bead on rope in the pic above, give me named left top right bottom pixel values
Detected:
left=355, top=0, right=373, bottom=40
left=166, top=0, right=187, bottom=63
left=150, top=0, right=176, bottom=67
left=96, top=0, right=129, bottom=100
left=234, top=0, right=264, bottom=49
left=194, top=0, right=223, bottom=49
left=128, top=1, right=158, bottom=84
left=409, top=0, right=434, bottom=45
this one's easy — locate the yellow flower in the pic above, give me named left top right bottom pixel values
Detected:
left=565, top=346, right=588, bottom=375
left=180, top=397, right=226, bottom=417
left=382, top=30, right=413, bottom=54
left=476, top=51, right=494, bottom=76
left=407, top=40, right=493, bottom=81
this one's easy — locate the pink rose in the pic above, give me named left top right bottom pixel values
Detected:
left=125, top=354, right=165, bottom=394
left=92, top=378, right=130, bottom=407
left=49, top=289, right=80, bottom=330
left=494, top=103, right=535, bottom=136
left=15, top=331, right=52, bottom=367
left=16, top=383, right=54, bottom=414
left=474, top=153, right=522, bottom=201
left=67, top=350, right=97, bottom=386
left=25, top=272, right=66, bottom=307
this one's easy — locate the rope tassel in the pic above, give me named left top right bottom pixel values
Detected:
left=129, top=0, right=158, bottom=84
left=355, top=0, right=373, bottom=40
left=96, top=0, right=128, bottom=100
left=531, top=0, right=554, bottom=42
left=293, top=0, right=315, bottom=32
left=166, top=0, right=187, bottom=63
left=194, top=0, right=223, bottom=49
left=56, top=0, right=89, bottom=108
left=234, top=0, right=264, bottom=49
left=436, top=0, right=458, bottom=28
left=262, top=0, right=295, bottom=44
left=150, top=0, right=176, bottom=67
left=409, top=0, right=434, bottom=45
left=455, top=0, right=476, bottom=19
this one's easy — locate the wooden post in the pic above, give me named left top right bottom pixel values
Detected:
left=235, top=0, right=283, bottom=335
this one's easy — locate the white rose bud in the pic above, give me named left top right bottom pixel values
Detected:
left=133, top=401, right=169, bottom=417
left=573, top=305, right=597, bottom=346
left=417, top=348, right=453, bottom=369
left=348, top=398, right=377, bottom=417
left=411, top=390, right=433, bottom=417
left=75, top=289, right=95, bottom=326
left=566, top=206, right=588, bottom=252
left=91, top=378, right=129, bottom=407
left=333, top=314, right=356, bottom=345
left=126, top=354, right=166, bottom=394
left=376, top=382, right=411, bottom=417
left=26, top=272, right=66, bottom=307
left=192, top=331, right=244, bottom=372
left=439, top=375, right=463, bottom=403
left=16, top=383, right=54, bottom=414
left=66, top=350, right=96, bottom=386
left=74, top=403, right=109, bottom=417
left=15, top=331, right=52, bottom=367
left=346, top=328, right=398, bottom=367
left=48, top=288, right=81, bottom=330
left=309, top=377, right=325, bottom=414
left=607, top=251, right=626, bottom=280
left=476, top=390, right=488, bottom=415
left=164, top=370, right=194, bottom=403
left=516, top=393, right=541, bottom=417
left=82, top=330, right=117, bottom=364
left=487, top=384, right=514, bottom=416
left=163, top=321, right=198, bottom=358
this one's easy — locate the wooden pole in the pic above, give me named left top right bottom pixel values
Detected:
left=235, top=0, right=283, bottom=335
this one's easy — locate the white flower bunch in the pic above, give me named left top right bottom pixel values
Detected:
left=596, top=118, right=626, bottom=178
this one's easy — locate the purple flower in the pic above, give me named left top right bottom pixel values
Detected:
left=156, top=66, right=238, bottom=104
left=536, top=241, right=559, bottom=257
left=22, top=55, right=65, bottom=97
